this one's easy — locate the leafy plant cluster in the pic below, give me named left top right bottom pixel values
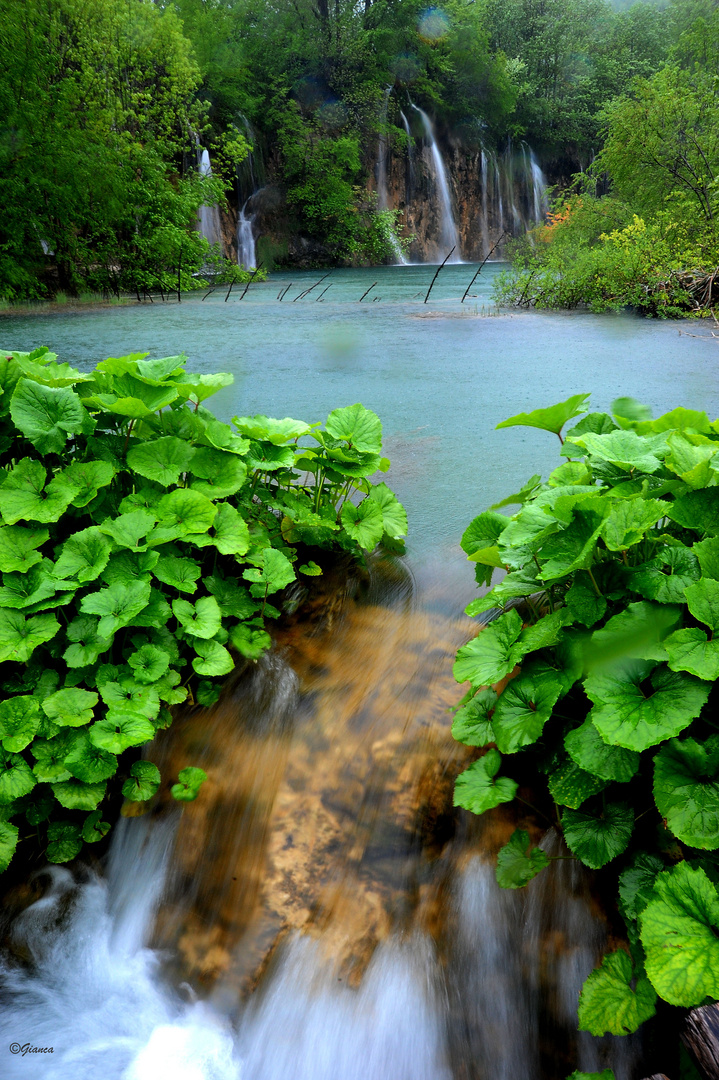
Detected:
left=452, top=393, right=719, bottom=1056
left=0, top=348, right=406, bottom=872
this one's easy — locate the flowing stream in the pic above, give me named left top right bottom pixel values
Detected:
left=1, top=275, right=718, bottom=1078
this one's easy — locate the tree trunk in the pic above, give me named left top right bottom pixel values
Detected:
left=683, top=1003, right=719, bottom=1080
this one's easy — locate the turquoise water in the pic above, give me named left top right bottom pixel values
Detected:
left=2, top=264, right=717, bottom=570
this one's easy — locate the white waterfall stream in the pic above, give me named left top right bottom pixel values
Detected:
left=197, top=149, right=223, bottom=251
left=411, top=105, right=461, bottom=262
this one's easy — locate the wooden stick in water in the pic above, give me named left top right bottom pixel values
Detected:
left=461, top=232, right=507, bottom=303
left=424, top=246, right=455, bottom=304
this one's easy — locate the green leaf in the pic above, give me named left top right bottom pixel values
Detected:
left=453, top=609, right=523, bottom=688
left=171, top=765, right=207, bottom=802
left=80, top=580, right=151, bottom=637
left=0, top=609, right=59, bottom=662
left=63, top=615, right=113, bottom=668
left=451, top=688, right=497, bottom=746
left=42, top=687, right=99, bottom=728
left=367, top=482, right=407, bottom=539
left=627, top=544, right=700, bottom=604
left=64, top=731, right=117, bottom=783
left=495, top=828, right=550, bottom=888
left=565, top=720, right=640, bottom=783
left=153, top=488, right=217, bottom=538
left=548, top=759, right=607, bottom=808
left=325, top=403, right=382, bottom=453
left=82, top=810, right=111, bottom=843
left=191, top=638, right=235, bottom=676
left=586, top=660, right=710, bottom=751
left=10, top=378, right=86, bottom=453
left=0, top=459, right=78, bottom=525
left=172, top=595, right=222, bottom=639
left=89, top=712, right=155, bottom=753
left=618, top=853, right=664, bottom=920
left=453, top=749, right=518, bottom=814
left=100, top=509, right=158, bottom=551
left=189, top=447, right=247, bottom=498
left=640, top=863, right=719, bottom=1006
left=52, top=777, right=105, bottom=810
left=152, top=555, right=201, bottom=594
left=562, top=802, right=634, bottom=868
left=190, top=502, right=249, bottom=556
left=0, top=749, right=36, bottom=804
left=242, top=548, right=296, bottom=597
left=601, top=498, right=667, bottom=551
left=340, top=498, right=385, bottom=550
left=491, top=665, right=564, bottom=753
left=578, top=950, right=656, bottom=1036
left=54, top=527, right=113, bottom=583
left=128, top=644, right=170, bottom=684
left=654, top=737, right=719, bottom=850
left=233, top=414, right=310, bottom=444
left=0, top=695, right=41, bottom=752
left=46, top=821, right=82, bottom=863
left=496, top=394, right=590, bottom=436
left=0, top=819, right=19, bottom=871
left=0, top=525, right=48, bottom=573
left=122, top=760, right=161, bottom=802
left=126, top=436, right=196, bottom=486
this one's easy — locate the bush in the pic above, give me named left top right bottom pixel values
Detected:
left=0, top=348, right=406, bottom=872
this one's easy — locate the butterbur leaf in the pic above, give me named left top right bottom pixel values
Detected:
left=640, top=863, right=719, bottom=1006
left=46, top=821, right=82, bottom=863
left=453, top=609, right=523, bottom=688
left=82, top=810, right=110, bottom=843
left=42, top=688, right=98, bottom=728
left=325, top=403, right=382, bottom=453
left=0, top=820, right=19, bottom=871
left=0, top=749, right=36, bottom=803
left=65, top=732, right=117, bottom=783
left=172, top=595, right=222, bottom=639
left=578, top=950, right=656, bottom=1036
left=367, top=483, right=407, bottom=538
left=242, top=548, right=295, bottom=597
left=127, top=644, right=170, bottom=684
left=153, top=555, right=201, bottom=594
left=654, top=737, right=719, bottom=849
left=340, top=498, right=384, bottom=550
left=565, top=720, right=640, bottom=783
left=491, top=665, right=564, bottom=753
left=618, top=853, right=664, bottom=921
left=89, top=713, right=155, bottom=753
left=51, top=778, right=106, bottom=810
left=54, top=527, right=113, bottom=583
left=451, top=688, right=497, bottom=746
left=548, top=760, right=607, bottom=808
left=127, top=436, right=196, bottom=486
left=171, top=765, right=207, bottom=802
left=495, top=829, right=550, bottom=888
left=495, top=394, right=589, bottom=436
left=0, top=609, right=59, bottom=662
left=122, top=760, right=161, bottom=802
left=453, top=749, right=518, bottom=814
left=10, top=378, right=86, bottom=453
left=192, top=639, right=234, bottom=676
left=586, top=660, right=710, bottom=751
left=562, top=802, right=633, bottom=868
left=0, top=525, right=48, bottom=573
left=0, top=695, right=41, bottom=752
left=80, top=580, right=151, bottom=636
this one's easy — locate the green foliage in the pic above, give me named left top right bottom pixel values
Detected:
left=452, top=393, right=719, bottom=1038
left=0, top=347, right=405, bottom=871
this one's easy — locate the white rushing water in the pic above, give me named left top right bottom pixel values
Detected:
left=411, top=105, right=461, bottom=262
left=197, top=148, right=223, bottom=251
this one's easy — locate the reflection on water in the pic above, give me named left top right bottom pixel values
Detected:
left=0, top=559, right=642, bottom=1079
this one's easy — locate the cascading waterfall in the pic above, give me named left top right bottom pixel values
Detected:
left=197, top=148, right=223, bottom=251
left=376, top=89, right=407, bottom=266
left=411, top=104, right=461, bottom=262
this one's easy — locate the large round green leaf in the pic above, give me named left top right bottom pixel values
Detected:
left=127, top=436, right=196, bottom=486
left=453, top=749, right=518, bottom=814
left=654, top=737, right=719, bottom=849
left=578, top=950, right=656, bottom=1036
left=585, top=660, right=709, bottom=751
left=640, top=863, right=719, bottom=1006
left=10, top=378, right=86, bottom=454
left=561, top=801, right=633, bottom=868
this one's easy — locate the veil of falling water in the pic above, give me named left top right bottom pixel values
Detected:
left=0, top=553, right=642, bottom=1080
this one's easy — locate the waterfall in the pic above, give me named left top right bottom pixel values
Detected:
left=197, top=148, right=223, bottom=250
left=376, top=88, right=407, bottom=266
left=411, top=104, right=461, bottom=262
left=237, top=198, right=257, bottom=269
